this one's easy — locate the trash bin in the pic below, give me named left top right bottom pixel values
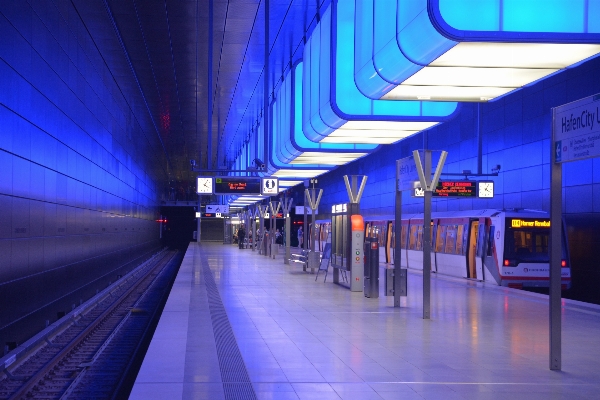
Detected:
left=364, top=237, right=379, bottom=298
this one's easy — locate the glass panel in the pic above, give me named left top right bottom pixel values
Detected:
left=416, top=225, right=423, bottom=251
left=505, top=228, right=550, bottom=262
left=444, top=225, right=457, bottom=254
left=456, top=224, right=464, bottom=255
left=487, top=225, right=495, bottom=257
left=435, top=225, right=446, bottom=252
left=409, top=225, right=417, bottom=250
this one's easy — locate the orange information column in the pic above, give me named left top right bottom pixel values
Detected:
left=350, top=215, right=365, bottom=292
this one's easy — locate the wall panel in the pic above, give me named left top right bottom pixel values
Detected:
left=0, top=1, right=165, bottom=346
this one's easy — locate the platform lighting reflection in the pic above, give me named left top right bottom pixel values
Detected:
left=369, top=0, right=600, bottom=102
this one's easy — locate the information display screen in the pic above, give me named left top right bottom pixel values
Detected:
left=433, top=180, right=476, bottom=197
left=214, top=177, right=261, bottom=194
left=509, top=219, right=551, bottom=228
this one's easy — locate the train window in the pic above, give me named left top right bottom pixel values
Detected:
left=487, top=226, right=495, bottom=257
left=409, top=225, right=418, bottom=250
left=401, top=225, right=408, bottom=249
left=504, top=223, right=550, bottom=262
left=416, top=225, right=423, bottom=251
left=456, top=225, right=464, bottom=255
left=477, top=225, right=486, bottom=257
left=444, top=225, right=457, bottom=253
left=435, top=225, right=446, bottom=252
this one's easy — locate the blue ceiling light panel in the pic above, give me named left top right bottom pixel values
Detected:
left=373, top=0, right=600, bottom=102
left=302, top=1, right=459, bottom=145
left=268, top=62, right=375, bottom=180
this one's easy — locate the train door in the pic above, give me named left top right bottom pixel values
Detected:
left=467, top=220, right=479, bottom=279
left=385, top=221, right=393, bottom=263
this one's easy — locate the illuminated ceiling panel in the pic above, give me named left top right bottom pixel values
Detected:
left=290, top=153, right=368, bottom=164
left=301, top=1, right=458, bottom=144
left=271, top=62, right=374, bottom=170
left=361, top=0, right=600, bottom=102
left=279, top=180, right=304, bottom=187
left=273, top=169, right=329, bottom=178
left=266, top=62, right=374, bottom=181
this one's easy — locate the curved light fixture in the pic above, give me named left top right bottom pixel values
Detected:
left=360, top=0, right=600, bottom=102
left=302, top=2, right=459, bottom=144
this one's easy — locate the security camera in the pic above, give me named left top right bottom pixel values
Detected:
left=253, top=158, right=265, bottom=169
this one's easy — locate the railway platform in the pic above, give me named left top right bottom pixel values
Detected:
left=130, top=242, right=600, bottom=400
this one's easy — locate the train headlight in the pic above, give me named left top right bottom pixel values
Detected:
left=503, top=259, right=517, bottom=267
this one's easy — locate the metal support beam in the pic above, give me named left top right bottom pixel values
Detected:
left=550, top=110, right=562, bottom=370
left=281, top=197, right=294, bottom=264
left=207, top=0, right=213, bottom=169
left=394, top=189, right=402, bottom=307
left=263, top=0, right=270, bottom=170
left=423, top=151, right=432, bottom=320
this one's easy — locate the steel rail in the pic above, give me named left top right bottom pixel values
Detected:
left=5, top=251, right=177, bottom=400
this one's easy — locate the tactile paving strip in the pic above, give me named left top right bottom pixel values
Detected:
left=202, top=262, right=257, bottom=400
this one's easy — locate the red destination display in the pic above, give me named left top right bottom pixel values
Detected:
left=214, top=177, right=261, bottom=194
left=434, top=180, right=476, bottom=197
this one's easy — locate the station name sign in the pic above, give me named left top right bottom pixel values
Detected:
left=413, top=180, right=476, bottom=197
left=554, top=93, right=600, bottom=163
left=510, top=219, right=551, bottom=228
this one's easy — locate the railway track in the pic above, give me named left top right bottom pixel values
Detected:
left=0, top=249, right=182, bottom=399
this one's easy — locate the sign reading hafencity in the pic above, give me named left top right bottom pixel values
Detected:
left=553, top=93, right=600, bottom=163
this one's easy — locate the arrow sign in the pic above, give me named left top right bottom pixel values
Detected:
left=206, top=204, right=229, bottom=214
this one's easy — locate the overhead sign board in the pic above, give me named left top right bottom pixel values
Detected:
left=553, top=93, right=600, bottom=163
left=214, top=177, right=261, bottom=194
left=206, top=204, right=230, bottom=214
left=296, top=205, right=319, bottom=215
left=412, top=180, right=477, bottom=197
left=435, top=180, right=476, bottom=197
left=331, top=203, right=347, bottom=214
left=261, top=178, right=279, bottom=195
left=202, top=213, right=222, bottom=218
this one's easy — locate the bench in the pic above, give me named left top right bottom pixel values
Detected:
left=289, top=249, right=309, bottom=271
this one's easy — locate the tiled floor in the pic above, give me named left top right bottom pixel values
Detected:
left=130, top=243, right=600, bottom=400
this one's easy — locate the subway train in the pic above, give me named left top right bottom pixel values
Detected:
left=312, top=209, right=571, bottom=289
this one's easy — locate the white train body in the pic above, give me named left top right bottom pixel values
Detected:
left=316, top=209, right=571, bottom=289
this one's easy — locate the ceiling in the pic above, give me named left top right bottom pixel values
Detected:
left=92, top=0, right=324, bottom=185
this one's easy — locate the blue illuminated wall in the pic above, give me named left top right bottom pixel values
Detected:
left=0, top=2, right=164, bottom=344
